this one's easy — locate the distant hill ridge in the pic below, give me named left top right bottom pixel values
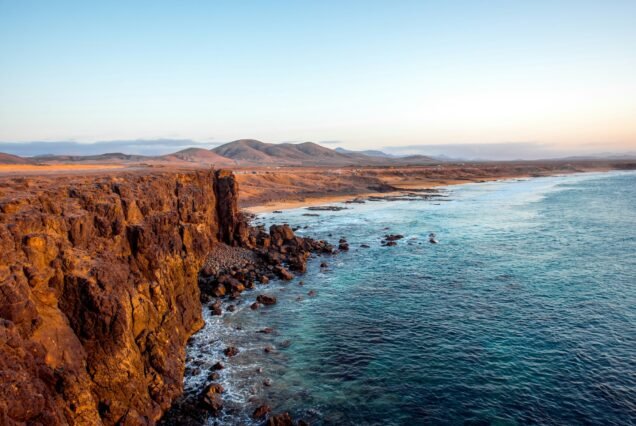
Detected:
left=0, top=139, right=437, bottom=166
left=0, top=152, right=34, bottom=165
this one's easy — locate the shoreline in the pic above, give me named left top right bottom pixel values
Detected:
left=242, top=173, right=568, bottom=213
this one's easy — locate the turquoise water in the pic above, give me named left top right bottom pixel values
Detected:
left=184, top=172, right=636, bottom=425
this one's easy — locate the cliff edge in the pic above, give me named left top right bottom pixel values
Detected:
left=0, top=170, right=245, bottom=425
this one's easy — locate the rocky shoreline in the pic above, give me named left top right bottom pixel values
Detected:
left=0, top=169, right=334, bottom=425
left=159, top=222, right=336, bottom=425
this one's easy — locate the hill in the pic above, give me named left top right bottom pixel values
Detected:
left=212, top=139, right=436, bottom=166
left=161, top=148, right=237, bottom=165
left=0, top=153, right=34, bottom=164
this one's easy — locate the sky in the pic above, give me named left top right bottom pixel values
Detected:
left=1, top=0, right=635, bottom=158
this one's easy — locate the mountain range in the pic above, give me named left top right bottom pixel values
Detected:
left=0, top=139, right=436, bottom=166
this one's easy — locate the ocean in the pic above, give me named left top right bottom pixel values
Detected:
left=183, top=171, right=636, bottom=425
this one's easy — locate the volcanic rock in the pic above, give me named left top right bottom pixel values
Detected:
left=267, top=412, right=294, bottom=426
left=224, top=346, right=239, bottom=357
left=257, top=295, right=277, bottom=305
left=253, top=404, right=271, bottom=420
left=275, top=266, right=294, bottom=280
left=200, top=383, right=224, bottom=414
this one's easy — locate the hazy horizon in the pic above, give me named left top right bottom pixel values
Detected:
left=1, top=1, right=635, bottom=156
left=1, top=138, right=635, bottom=161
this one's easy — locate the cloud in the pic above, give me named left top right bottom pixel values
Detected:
left=0, top=139, right=223, bottom=157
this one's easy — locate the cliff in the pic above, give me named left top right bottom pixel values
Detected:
left=0, top=170, right=247, bottom=425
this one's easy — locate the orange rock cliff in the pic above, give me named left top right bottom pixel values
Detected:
left=0, top=170, right=248, bottom=425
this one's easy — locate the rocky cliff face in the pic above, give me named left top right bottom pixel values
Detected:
left=0, top=170, right=246, bottom=425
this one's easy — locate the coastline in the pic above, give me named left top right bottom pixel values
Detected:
left=175, top=169, right=636, bottom=425
left=242, top=173, right=570, bottom=213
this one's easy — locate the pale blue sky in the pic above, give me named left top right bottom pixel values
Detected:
left=1, top=0, right=635, bottom=154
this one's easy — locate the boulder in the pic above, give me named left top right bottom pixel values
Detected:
left=267, top=412, right=293, bottom=426
left=275, top=266, right=294, bottom=280
left=253, top=404, right=271, bottom=420
left=256, top=294, right=277, bottom=305
left=224, top=346, right=239, bottom=357
left=200, top=383, right=224, bottom=414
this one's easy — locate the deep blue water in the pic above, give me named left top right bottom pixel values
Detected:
left=184, top=171, right=636, bottom=425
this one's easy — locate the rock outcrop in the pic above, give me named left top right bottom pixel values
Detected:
left=0, top=170, right=247, bottom=425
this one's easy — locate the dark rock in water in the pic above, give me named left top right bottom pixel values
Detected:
left=204, top=382, right=224, bottom=394
left=302, top=213, right=320, bottom=217
left=306, top=205, right=348, bottom=211
left=260, top=275, right=270, bottom=284
left=298, top=280, right=304, bottom=285
left=208, top=372, right=220, bottom=381
left=200, top=393, right=223, bottom=415
left=308, top=290, right=317, bottom=297
left=267, top=412, right=294, bottom=426
left=227, top=304, right=236, bottom=312
left=264, top=345, right=274, bottom=353
left=384, top=241, right=397, bottom=246
left=263, top=378, right=273, bottom=387
left=212, top=361, right=224, bottom=370
left=200, top=383, right=224, bottom=414
left=210, top=299, right=222, bottom=315
left=345, top=197, right=365, bottom=204
left=253, top=404, right=271, bottom=420
left=297, top=420, right=310, bottom=426
left=339, top=238, right=347, bottom=244
left=224, top=346, right=239, bottom=357
left=258, top=327, right=274, bottom=334
left=273, top=210, right=283, bottom=213
left=250, top=302, right=260, bottom=310
left=257, top=294, right=277, bottom=305
left=384, top=234, right=404, bottom=241
left=360, top=244, right=370, bottom=248
left=320, top=262, right=328, bottom=268
left=339, top=242, right=349, bottom=251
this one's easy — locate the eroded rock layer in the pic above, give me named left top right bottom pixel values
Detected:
left=0, top=170, right=247, bottom=425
